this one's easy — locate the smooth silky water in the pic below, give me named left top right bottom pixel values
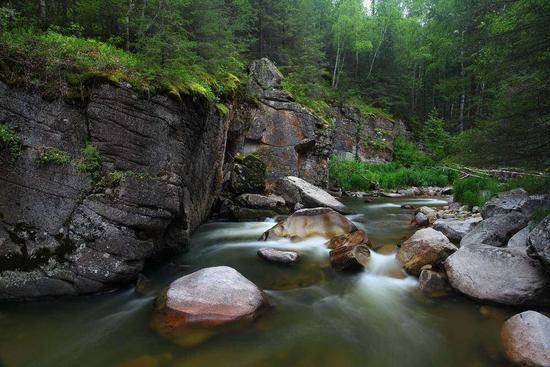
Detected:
left=0, top=198, right=513, bottom=367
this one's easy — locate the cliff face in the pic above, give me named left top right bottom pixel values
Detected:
left=0, top=82, right=228, bottom=299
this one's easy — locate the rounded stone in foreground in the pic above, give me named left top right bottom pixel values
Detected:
left=164, top=266, right=268, bottom=326
left=257, top=248, right=301, bottom=264
left=501, top=311, right=550, bottom=367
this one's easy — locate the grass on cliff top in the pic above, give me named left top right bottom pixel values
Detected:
left=329, top=156, right=457, bottom=191
left=0, top=28, right=238, bottom=102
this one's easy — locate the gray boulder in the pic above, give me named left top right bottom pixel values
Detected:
left=507, top=226, right=529, bottom=252
left=481, top=188, right=550, bottom=219
left=433, top=217, right=482, bottom=243
left=236, top=194, right=287, bottom=213
left=527, top=216, right=550, bottom=272
left=460, top=211, right=528, bottom=248
left=274, top=176, right=346, bottom=212
left=249, top=58, right=284, bottom=89
left=501, top=311, right=550, bottom=367
left=419, top=269, right=452, bottom=297
left=444, top=245, right=550, bottom=307
left=396, top=228, right=457, bottom=276
left=258, top=248, right=300, bottom=264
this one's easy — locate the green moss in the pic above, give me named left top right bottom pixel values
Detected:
left=36, top=146, right=72, bottom=166
left=77, top=143, right=102, bottom=180
left=97, top=170, right=148, bottom=188
left=215, top=103, right=230, bottom=117
left=0, top=124, right=22, bottom=163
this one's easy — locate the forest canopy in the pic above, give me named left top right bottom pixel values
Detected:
left=0, top=0, right=548, bottom=168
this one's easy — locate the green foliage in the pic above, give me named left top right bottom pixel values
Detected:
left=329, top=156, right=456, bottom=191
left=0, top=124, right=22, bottom=163
left=393, top=135, right=432, bottom=167
left=420, top=111, right=451, bottom=160
left=453, top=175, right=550, bottom=207
left=36, top=147, right=71, bottom=166
left=77, top=143, right=102, bottom=180
left=97, top=170, right=148, bottom=188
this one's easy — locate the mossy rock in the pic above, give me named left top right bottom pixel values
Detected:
left=230, top=153, right=266, bottom=194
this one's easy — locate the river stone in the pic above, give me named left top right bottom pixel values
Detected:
left=460, top=211, right=529, bottom=248
left=507, top=226, right=529, bottom=252
left=501, top=311, right=550, bottom=367
left=419, top=269, right=452, bottom=297
left=327, top=230, right=370, bottom=250
left=260, top=208, right=356, bottom=240
left=433, top=217, right=482, bottom=243
left=257, top=248, right=301, bottom=264
left=236, top=194, right=286, bottom=212
left=481, top=188, right=550, bottom=219
left=397, top=228, right=457, bottom=276
left=161, top=266, right=268, bottom=326
left=413, top=212, right=428, bottom=227
left=444, top=245, right=550, bottom=307
left=527, top=216, right=550, bottom=272
left=273, top=176, right=346, bottom=212
left=329, top=244, right=371, bottom=272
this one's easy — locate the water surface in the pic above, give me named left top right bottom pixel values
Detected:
left=0, top=198, right=512, bottom=367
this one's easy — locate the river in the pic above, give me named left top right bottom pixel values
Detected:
left=0, top=197, right=512, bottom=367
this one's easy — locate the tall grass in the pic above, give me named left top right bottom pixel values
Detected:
left=329, top=156, right=456, bottom=191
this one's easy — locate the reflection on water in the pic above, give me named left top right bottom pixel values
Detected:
left=0, top=197, right=511, bottom=367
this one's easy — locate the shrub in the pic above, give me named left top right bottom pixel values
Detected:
left=393, top=135, right=432, bottom=167
left=77, top=143, right=102, bottom=180
left=453, top=177, right=500, bottom=207
left=420, top=110, right=451, bottom=160
left=0, top=124, right=22, bottom=163
left=36, top=147, right=71, bottom=165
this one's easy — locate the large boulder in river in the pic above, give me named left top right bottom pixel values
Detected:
left=444, top=245, right=550, bottom=307
left=235, top=193, right=287, bottom=213
left=274, top=176, right=346, bottom=212
left=507, top=226, right=529, bottom=252
left=501, top=311, right=550, bottom=367
left=257, top=248, right=301, bottom=264
left=460, top=211, right=528, bottom=248
left=260, top=208, right=356, bottom=240
left=152, top=267, right=268, bottom=346
left=481, top=188, right=550, bottom=219
left=433, top=217, right=482, bottom=243
left=527, top=216, right=550, bottom=272
left=396, top=228, right=457, bottom=276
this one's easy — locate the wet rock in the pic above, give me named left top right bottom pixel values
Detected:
left=401, top=204, right=415, bottom=210
left=419, top=269, right=452, bottom=297
left=397, top=228, right=457, bottom=276
left=117, top=353, right=173, bottom=367
left=444, top=245, right=550, bottom=307
left=257, top=248, right=301, bottom=264
left=274, top=176, right=346, bottom=212
left=481, top=188, right=550, bottom=219
left=329, top=244, right=371, bottom=272
left=381, top=192, right=404, bottom=198
left=433, top=217, right=482, bottom=243
left=260, top=207, right=356, bottom=240
left=230, top=154, right=266, bottom=194
left=507, top=226, right=529, bottom=252
left=413, top=212, right=428, bottom=227
left=229, top=207, right=278, bottom=221
left=460, top=211, right=529, bottom=248
left=501, top=311, right=550, bottom=367
left=236, top=194, right=287, bottom=213
left=527, top=216, right=550, bottom=272
left=327, top=230, right=369, bottom=249
left=152, top=267, right=269, bottom=346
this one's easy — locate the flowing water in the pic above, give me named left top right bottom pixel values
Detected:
left=0, top=198, right=513, bottom=367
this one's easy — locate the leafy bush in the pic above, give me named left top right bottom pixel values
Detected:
left=0, top=124, right=22, bottom=163
left=329, top=156, right=456, bottom=191
left=77, top=143, right=102, bottom=180
left=393, top=135, right=433, bottom=167
left=36, top=147, right=71, bottom=165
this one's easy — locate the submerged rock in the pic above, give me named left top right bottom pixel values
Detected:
left=433, top=217, right=482, bottom=243
left=501, top=311, right=550, bottom=367
left=152, top=266, right=269, bottom=346
left=257, top=248, right=301, bottom=264
left=396, top=228, right=457, bottom=276
left=444, top=245, right=550, bottom=307
left=260, top=208, right=356, bottom=240
left=274, top=176, right=346, bottom=212
left=460, top=211, right=528, bottom=248
left=527, top=216, right=550, bottom=272
left=419, top=269, right=452, bottom=297
left=327, top=230, right=371, bottom=272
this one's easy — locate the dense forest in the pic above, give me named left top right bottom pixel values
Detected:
left=0, top=0, right=548, bottom=168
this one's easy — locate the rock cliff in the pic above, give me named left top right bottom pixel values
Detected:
left=0, top=82, right=228, bottom=299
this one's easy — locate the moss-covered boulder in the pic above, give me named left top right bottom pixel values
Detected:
left=230, top=153, right=266, bottom=194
